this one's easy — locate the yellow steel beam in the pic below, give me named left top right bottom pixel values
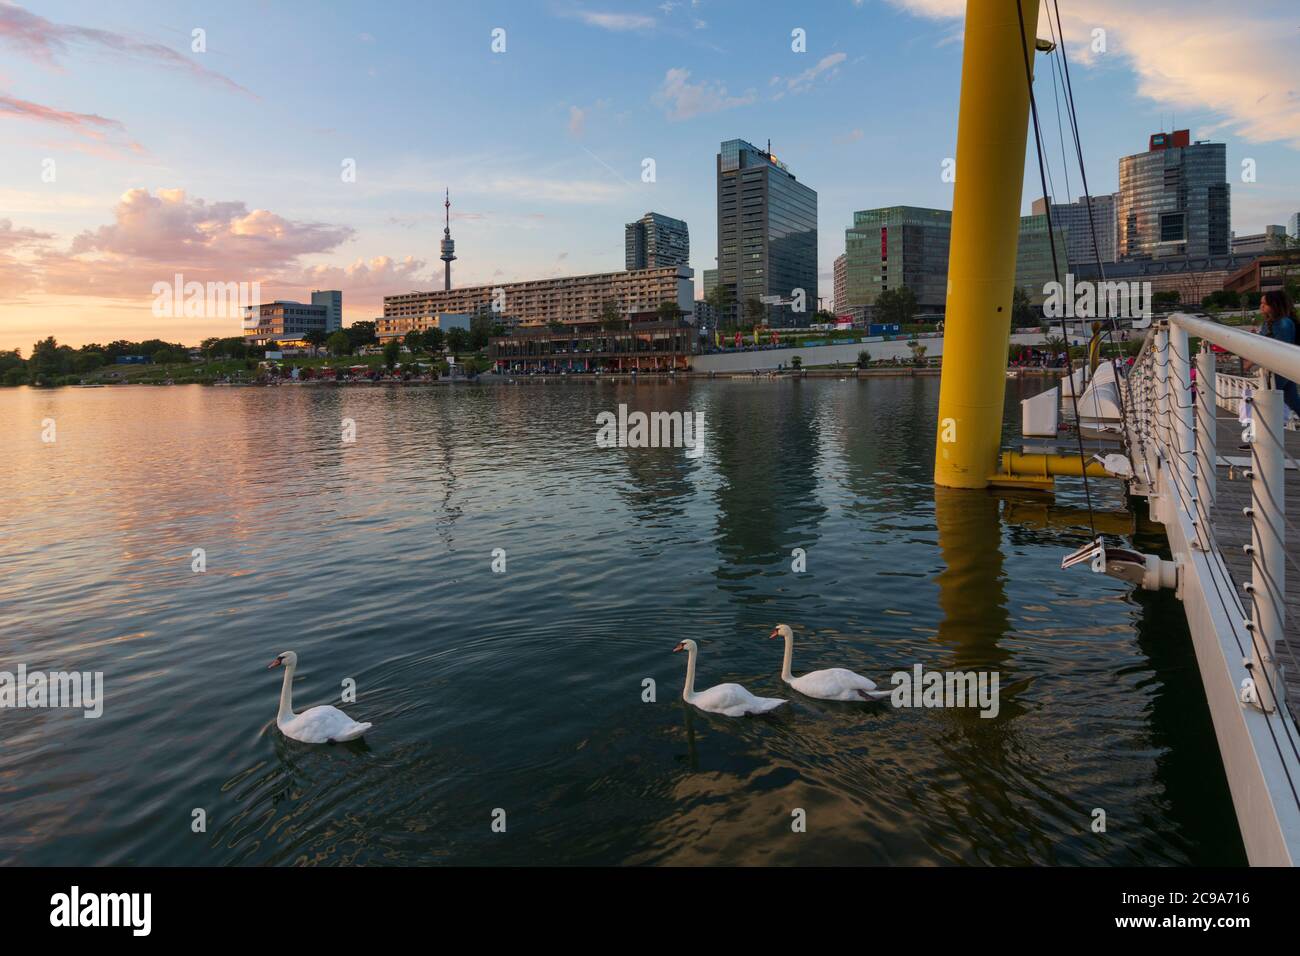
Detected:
left=934, top=0, right=1040, bottom=489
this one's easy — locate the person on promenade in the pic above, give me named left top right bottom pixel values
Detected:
left=1252, top=290, right=1300, bottom=420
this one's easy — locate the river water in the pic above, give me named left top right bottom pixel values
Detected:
left=0, top=378, right=1245, bottom=865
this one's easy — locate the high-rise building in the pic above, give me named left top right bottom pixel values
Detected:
left=844, top=206, right=951, bottom=313
left=833, top=254, right=847, bottom=313
left=1031, top=193, right=1118, bottom=265
left=625, top=212, right=689, bottom=270
left=1117, top=130, right=1229, bottom=260
left=311, top=289, right=342, bottom=332
left=716, top=139, right=817, bottom=326
left=1016, top=214, right=1071, bottom=306
left=1290, top=213, right=1300, bottom=240
left=702, top=268, right=718, bottom=299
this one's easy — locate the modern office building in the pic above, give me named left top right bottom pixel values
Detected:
left=382, top=266, right=693, bottom=330
left=241, top=290, right=343, bottom=346
left=625, top=212, right=690, bottom=270
left=1016, top=214, right=1071, bottom=305
left=1117, top=130, right=1230, bottom=260
left=702, top=268, right=718, bottom=299
left=844, top=206, right=951, bottom=313
left=716, top=139, right=817, bottom=326
left=375, top=312, right=472, bottom=343
left=1290, top=212, right=1300, bottom=240
left=1231, top=225, right=1289, bottom=255
left=833, top=253, right=847, bottom=313
left=1074, top=253, right=1262, bottom=306
left=1031, top=193, right=1118, bottom=265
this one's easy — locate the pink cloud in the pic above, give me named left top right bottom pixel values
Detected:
left=0, top=92, right=141, bottom=150
left=0, top=1, right=253, bottom=97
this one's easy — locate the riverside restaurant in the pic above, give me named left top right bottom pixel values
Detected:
left=489, top=317, right=698, bottom=373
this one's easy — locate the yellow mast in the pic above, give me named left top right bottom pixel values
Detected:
left=934, top=0, right=1041, bottom=489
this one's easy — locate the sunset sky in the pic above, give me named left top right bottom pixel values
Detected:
left=1, top=0, right=1298, bottom=350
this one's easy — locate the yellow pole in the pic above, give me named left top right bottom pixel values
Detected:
left=934, top=0, right=1040, bottom=489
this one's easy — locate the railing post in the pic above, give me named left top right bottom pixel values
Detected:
left=1154, top=325, right=1171, bottom=522
left=1170, top=323, right=1196, bottom=512
left=1196, top=343, right=1217, bottom=550
left=1247, top=386, right=1284, bottom=713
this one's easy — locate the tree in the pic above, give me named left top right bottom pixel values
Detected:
left=304, top=329, right=328, bottom=354
left=382, top=338, right=401, bottom=368
left=29, top=336, right=63, bottom=383
left=345, top=321, right=377, bottom=350
left=404, top=329, right=424, bottom=353
left=875, top=286, right=918, bottom=327
left=1011, top=286, right=1035, bottom=327
left=790, top=354, right=803, bottom=370
left=470, top=310, right=496, bottom=349
left=446, top=327, right=470, bottom=354
left=656, top=300, right=682, bottom=322
left=857, top=350, right=871, bottom=369
left=425, top=327, right=446, bottom=353
left=909, top=341, right=928, bottom=367
left=326, top=331, right=352, bottom=356
left=744, top=296, right=766, bottom=326
left=1152, top=290, right=1180, bottom=311
left=706, top=284, right=734, bottom=329
left=600, top=299, right=624, bottom=331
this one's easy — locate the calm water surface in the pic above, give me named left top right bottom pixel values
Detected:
left=0, top=378, right=1245, bottom=865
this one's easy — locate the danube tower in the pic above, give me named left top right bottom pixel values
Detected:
left=439, top=188, right=456, bottom=290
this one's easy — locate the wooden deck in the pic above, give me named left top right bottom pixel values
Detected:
left=1210, top=413, right=1300, bottom=717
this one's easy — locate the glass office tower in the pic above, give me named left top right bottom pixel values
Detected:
left=844, top=206, right=952, bottom=313
left=1117, top=130, right=1229, bottom=260
left=716, top=139, right=817, bottom=326
left=625, top=212, right=690, bottom=270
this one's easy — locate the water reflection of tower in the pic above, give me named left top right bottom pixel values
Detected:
left=440, top=188, right=456, bottom=290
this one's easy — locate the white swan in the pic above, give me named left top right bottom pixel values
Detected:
left=770, top=624, right=891, bottom=702
left=673, top=639, right=786, bottom=716
left=268, top=651, right=373, bottom=743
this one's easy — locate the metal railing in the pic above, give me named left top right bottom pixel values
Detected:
left=1126, top=313, right=1300, bottom=720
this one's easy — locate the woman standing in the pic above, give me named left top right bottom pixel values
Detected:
left=1257, top=290, right=1300, bottom=419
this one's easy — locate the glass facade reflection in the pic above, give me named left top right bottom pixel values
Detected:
left=716, top=139, right=817, bottom=327
left=1118, top=133, right=1229, bottom=260
left=844, top=206, right=952, bottom=312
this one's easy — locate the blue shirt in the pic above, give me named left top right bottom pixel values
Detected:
left=1265, top=315, right=1297, bottom=347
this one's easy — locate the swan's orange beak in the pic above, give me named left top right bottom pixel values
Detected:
left=672, top=642, right=686, bottom=653
left=267, top=658, right=282, bottom=669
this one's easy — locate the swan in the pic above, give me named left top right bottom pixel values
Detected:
left=268, top=651, right=373, bottom=743
left=770, top=624, right=891, bottom=702
left=673, top=639, right=787, bottom=716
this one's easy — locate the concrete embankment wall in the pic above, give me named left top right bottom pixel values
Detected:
left=690, top=332, right=1047, bottom=373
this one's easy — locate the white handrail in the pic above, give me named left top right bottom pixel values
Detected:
left=1169, top=312, right=1300, bottom=382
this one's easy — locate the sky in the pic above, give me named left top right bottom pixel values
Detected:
left=1, top=0, right=1298, bottom=350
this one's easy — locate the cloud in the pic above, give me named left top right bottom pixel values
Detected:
left=9, top=188, right=353, bottom=302
left=654, top=67, right=756, bottom=121
left=565, top=9, right=656, bottom=32
left=0, top=218, right=52, bottom=298
left=568, top=105, right=586, bottom=137
left=884, top=0, right=1300, bottom=150
left=782, top=51, right=848, bottom=95
left=0, top=93, right=141, bottom=150
left=0, top=1, right=253, bottom=96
